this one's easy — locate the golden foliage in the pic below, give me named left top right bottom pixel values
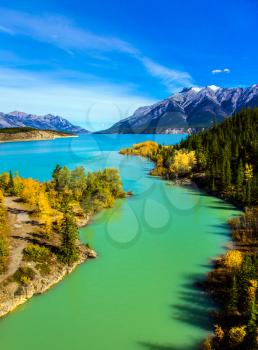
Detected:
left=20, top=178, right=41, bottom=206
left=223, top=250, right=243, bottom=270
left=120, top=141, right=159, bottom=157
left=214, top=325, right=224, bottom=342
left=244, top=163, right=253, bottom=181
left=169, top=149, right=196, bottom=176
left=0, top=189, right=4, bottom=203
left=228, top=326, right=246, bottom=345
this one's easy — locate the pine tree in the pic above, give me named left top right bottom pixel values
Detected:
left=246, top=297, right=257, bottom=346
left=225, top=160, right=232, bottom=188
left=227, top=275, right=238, bottom=313
left=236, top=160, right=244, bottom=201
left=8, top=170, right=15, bottom=195
left=59, top=212, right=79, bottom=265
left=52, top=164, right=62, bottom=190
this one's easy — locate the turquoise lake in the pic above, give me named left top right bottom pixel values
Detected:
left=0, top=134, right=240, bottom=350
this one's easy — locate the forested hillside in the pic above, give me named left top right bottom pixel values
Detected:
left=178, top=108, right=258, bottom=207
left=121, top=109, right=258, bottom=207
left=120, top=108, right=258, bottom=349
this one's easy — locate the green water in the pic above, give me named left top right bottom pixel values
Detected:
left=0, top=134, right=239, bottom=350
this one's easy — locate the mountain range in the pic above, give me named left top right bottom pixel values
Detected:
left=0, top=111, right=89, bottom=134
left=98, top=84, right=258, bottom=134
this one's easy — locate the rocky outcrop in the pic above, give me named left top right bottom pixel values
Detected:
left=0, top=246, right=96, bottom=318
left=0, top=197, right=96, bottom=319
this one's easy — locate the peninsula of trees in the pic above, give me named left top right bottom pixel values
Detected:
left=0, top=165, right=125, bottom=317
left=120, top=108, right=258, bottom=349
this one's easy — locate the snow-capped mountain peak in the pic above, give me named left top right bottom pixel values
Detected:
left=207, top=85, right=220, bottom=92
left=98, top=84, right=258, bottom=133
left=191, top=87, right=202, bottom=93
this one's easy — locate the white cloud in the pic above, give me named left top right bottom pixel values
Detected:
left=0, top=25, right=14, bottom=35
left=211, top=68, right=231, bottom=74
left=0, top=8, right=138, bottom=54
left=0, top=7, right=193, bottom=93
left=0, top=67, right=156, bottom=131
left=140, top=57, right=193, bottom=92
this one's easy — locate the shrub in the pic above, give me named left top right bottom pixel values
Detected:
left=23, top=244, right=50, bottom=262
left=13, top=266, right=35, bottom=285
left=0, top=235, right=9, bottom=273
left=228, top=326, right=246, bottom=345
left=35, top=262, right=50, bottom=276
left=23, top=244, right=51, bottom=262
left=214, top=325, right=224, bottom=342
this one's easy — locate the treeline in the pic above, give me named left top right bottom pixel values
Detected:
left=0, top=166, right=125, bottom=270
left=120, top=108, right=258, bottom=350
left=121, top=109, right=258, bottom=207
left=177, top=108, right=258, bottom=207
left=203, top=208, right=258, bottom=350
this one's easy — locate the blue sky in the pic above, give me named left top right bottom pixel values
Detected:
left=0, top=0, right=257, bottom=130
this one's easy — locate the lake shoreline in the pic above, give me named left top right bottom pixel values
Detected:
left=0, top=204, right=97, bottom=319
left=0, top=134, right=78, bottom=144
left=0, top=245, right=93, bottom=319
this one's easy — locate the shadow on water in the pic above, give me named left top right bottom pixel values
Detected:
left=139, top=273, right=213, bottom=350
left=208, top=223, right=230, bottom=237
left=170, top=273, right=213, bottom=332
left=139, top=340, right=202, bottom=350
left=205, top=204, right=239, bottom=211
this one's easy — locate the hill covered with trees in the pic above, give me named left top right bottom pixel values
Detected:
left=120, top=108, right=258, bottom=349
left=177, top=108, right=258, bottom=207
left=121, top=108, right=257, bottom=207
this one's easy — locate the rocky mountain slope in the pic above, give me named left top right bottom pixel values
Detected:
left=98, top=84, right=258, bottom=133
left=0, top=111, right=88, bottom=134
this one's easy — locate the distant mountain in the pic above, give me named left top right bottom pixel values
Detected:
left=0, top=111, right=89, bottom=134
left=98, top=84, right=258, bottom=134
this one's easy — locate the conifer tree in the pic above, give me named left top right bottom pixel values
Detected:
left=8, top=170, right=15, bottom=195
left=225, top=160, right=232, bottom=188
left=246, top=297, right=257, bottom=345
left=59, top=212, right=79, bottom=265
left=236, top=160, right=244, bottom=200
left=227, top=275, right=238, bottom=313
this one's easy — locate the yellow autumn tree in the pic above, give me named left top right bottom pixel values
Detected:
left=244, top=163, right=253, bottom=181
left=214, top=325, right=224, bottom=342
left=35, top=191, right=55, bottom=237
left=223, top=250, right=243, bottom=270
left=0, top=189, right=4, bottom=203
left=120, top=141, right=159, bottom=157
left=13, top=174, right=24, bottom=196
left=169, top=149, right=196, bottom=176
left=20, top=178, right=41, bottom=206
left=228, top=326, right=246, bottom=345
